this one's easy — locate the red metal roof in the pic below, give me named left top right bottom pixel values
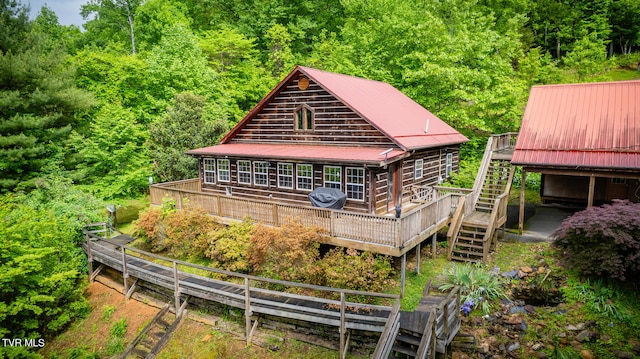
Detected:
left=220, top=66, right=467, bottom=150
left=512, top=80, right=640, bottom=170
left=187, top=143, right=406, bottom=165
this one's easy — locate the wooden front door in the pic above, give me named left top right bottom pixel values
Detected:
left=387, top=163, right=402, bottom=212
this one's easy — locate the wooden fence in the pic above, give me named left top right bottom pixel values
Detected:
left=83, top=225, right=399, bottom=359
left=150, top=180, right=455, bottom=256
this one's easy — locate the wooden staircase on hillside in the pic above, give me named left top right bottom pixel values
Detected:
left=447, top=133, right=516, bottom=263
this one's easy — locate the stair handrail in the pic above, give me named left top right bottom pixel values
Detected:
left=415, top=307, right=437, bottom=359
left=447, top=196, right=466, bottom=260
left=482, top=192, right=509, bottom=263
left=371, top=299, right=401, bottom=359
left=471, top=136, right=496, bottom=207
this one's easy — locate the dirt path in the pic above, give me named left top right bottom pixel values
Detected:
left=40, top=281, right=159, bottom=357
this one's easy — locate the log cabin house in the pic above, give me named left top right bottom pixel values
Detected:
left=186, top=66, right=468, bottom=215
left=512, top=80, right=640, bottom=231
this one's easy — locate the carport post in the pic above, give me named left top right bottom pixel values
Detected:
left=519, top=169, right=526, bottom=235
left=587, top=175, right=595, bottom=207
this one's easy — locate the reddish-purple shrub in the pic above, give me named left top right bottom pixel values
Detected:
left=552, top=200, right=640, bottom=281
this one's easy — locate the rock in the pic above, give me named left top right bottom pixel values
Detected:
left=537, top=266, right=546, bottom=274
left=580, top=349, right=594, bottom=359
left=505, top=315, right=523, bottom=325
left=451, top=350, right=470, bottom=359
left=576, top=322, right=585, bottom=330
left=576, top=330, right=590, bottom=342
left=502, top=270, right=519, bottom=279
left=600, top=334, right=611, bottom=342
left=524, top=305, right=537, bottom=314
left=521, top=266, right=533, bottom=273
left=517, top=270, right=527, bottom=278
left=531, top=343, right=544, bottom=351
left=567, top=324, right=578, bottom=331
left=201, top=333, right=213, bottom=342
left=478, top=342, right=490, bottom=354
left=613, top=350, right=633, bottom=359
left=533, top=351, right=548, bottom=358
left=508, top=342, right=521, bottom=352
left=510, top=306, right=527, bottom=314
left=268, top=344, right=280, bottom=351
left=557, top=332, right=567, bottom=338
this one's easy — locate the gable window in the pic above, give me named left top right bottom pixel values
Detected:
left=294, top=104, right=314, bottom=130
left=203, top=158, right=216, bottom=184
left=296, top=164, right=313, bottom=191
left=217, top=159, right=230, bottom=182
left=415, top=159, right=424, bottom=179
left=254, top=161, right=269, bottom=186
left=277, top=163, right=294, bottom=189
left=445, top=153, right=453, bottom=177
left=346, top=167, right=365, bottom=201
left=237, top=160, right=251, bottom=184
left=324, top=166, right=341, bottom=190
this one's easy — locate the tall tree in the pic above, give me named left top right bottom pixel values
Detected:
left=81, top=0, right=142, bottom=54
left=0, top=31, right=96, bottom=192
left=148, top=92, right=228, bottom=182
left=0, top=0, right=30, bottom=53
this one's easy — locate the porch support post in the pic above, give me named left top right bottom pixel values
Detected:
left=587, top=175, right=595, bottom=207
left=519, top=169, right=526, bottom=235
left=400, top=253, right=406, bottom=298
left=121, top=247, right=128, bottom=295
left=415, top=243, right=421, bottom=274
left=431, top=233, right=437, bottom=259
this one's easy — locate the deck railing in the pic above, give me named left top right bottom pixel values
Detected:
left=150, top=180, right=454, bottom=255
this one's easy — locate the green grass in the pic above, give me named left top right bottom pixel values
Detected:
left=397, top=251, right=450, bottom=311
left=607, top=68, right=640, bottom=81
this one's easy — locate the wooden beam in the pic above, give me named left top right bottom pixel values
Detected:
left=415, top=243, right=421, bottom=274
left=587, top=175, right=595, bottom=207
left=121, top=247, right=128, bottom=294
left=431, top=233, right=437, bottom=259
left=519, top=169, right=526, bottom=235
left=400, top=253, right=406, bottom=298
left=173, top=261, right=180, bottom=314
left=125, top=278, right=138, bottom=300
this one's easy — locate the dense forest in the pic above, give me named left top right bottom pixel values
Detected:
left=0, top=0, right=639, bottom=355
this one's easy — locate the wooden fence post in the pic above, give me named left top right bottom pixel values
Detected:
left=245, top=277, right=251, bottom=344
left=340, top=292, right=346, bottom=359
left=121, top=247, right=128, bottom=295
left=173, top=261, right=180, bottom=314
left=87, top=233, right=93, bottom=282
left=400, top=253, right=406, bottom=298
left=415, top=243, right=421, bottom=274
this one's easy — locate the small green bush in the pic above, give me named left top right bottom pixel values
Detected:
left=439, top=263, right=509, bottom=314
left=552, top=200, right=640, bottom=281
left=204, top=218, right=253, bottom=273
left=320, top=248, right=395, bottom=293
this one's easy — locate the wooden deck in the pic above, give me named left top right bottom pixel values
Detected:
left=150, top=179, right=456, bottom=257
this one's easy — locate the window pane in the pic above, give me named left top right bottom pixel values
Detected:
left=217, top=159, right=230, bottom=182
left=237, top=160, right=251, bottom=184
left=346, top=167, right=364, bottom=200
left=297, top=110, right=304, bottom=130
left=324, top=166, right=341, bottom=190
left=296, top=164, right=313, bottom=191
left=306, top=109, right=313, bottom=129
left=203, top=158, right=216, bottom=184
left=445, top=153, right=453, bottom=177
left=254, top=161, right=268, bottom=186
left=415, top=159, right=424, bottom=179
left=278, top=163, right=293, bottom=189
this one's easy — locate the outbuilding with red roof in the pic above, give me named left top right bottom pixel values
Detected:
left=512, top=80, right=640, bottom=209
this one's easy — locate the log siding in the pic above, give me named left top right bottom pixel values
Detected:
left=230, top=79, right=395, bottom=147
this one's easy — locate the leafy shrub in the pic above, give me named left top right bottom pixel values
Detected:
left=249, top=219, right=323, bottom=284
left=320, top=248, right=395, bottom=293
left=552, top=200, right=640, bottom=281
left=163, top=207, right=219, bottom=258
left=132, top=207, right=165, bottom=248
left=204, top=218, right=253, bottom=273
left=439, top=263, right=509, bottom=314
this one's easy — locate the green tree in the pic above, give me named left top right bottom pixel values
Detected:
left=0, top=32, right=96, bottom=192
left=70, top=103, right=151, bottom=199
left=81, top=0, right=143, bottom=54
left=0, top=0, right=30, bottom=53
left=563, top=33, right=608, bottom=80
left=134, top=0, right=191, bottom=52
left=148, top=92, right=228, bottom=182
left=0, top=176, right=104, bottom=353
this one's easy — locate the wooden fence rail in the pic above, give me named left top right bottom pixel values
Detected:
left=150, top=181, right=453, bottom=256
left=83, top=226, right=399, bottom=359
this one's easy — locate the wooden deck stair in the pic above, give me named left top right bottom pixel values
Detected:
left=372, top=283, right=460, bottom=359
left=120, top=301, right=187, bottom=359
left=448, top=134, right=516, bottom=263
